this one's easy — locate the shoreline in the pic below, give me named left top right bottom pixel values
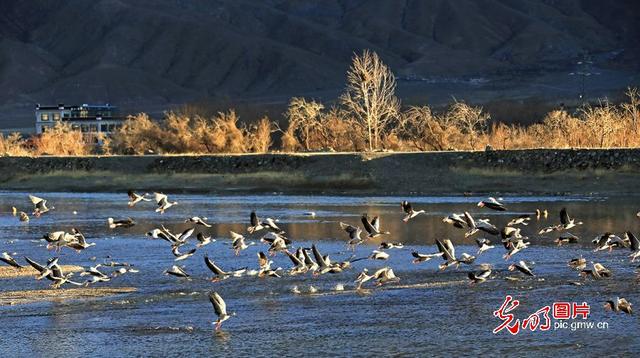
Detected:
left=1, top=149, right=639, bottom=195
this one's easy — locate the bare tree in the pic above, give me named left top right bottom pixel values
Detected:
left=445, top=101, right=489, bottom=150
left=341, top=50, right=400, bottom=151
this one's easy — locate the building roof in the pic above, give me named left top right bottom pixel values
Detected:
left=36, top=103, right=117, bottom=110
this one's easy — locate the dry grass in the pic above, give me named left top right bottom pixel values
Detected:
left=0, top=265, right=84, bottom=278
left=0, top=287, right=137, bottom=306
left=0, top=132, right=30, bottom=156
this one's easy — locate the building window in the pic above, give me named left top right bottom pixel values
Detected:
left=53, top=113, right=61, bottom=121
left=90, top=124, right=97, bottom=132
left=41, top=125, right=50, bottom=133
left=81, top=124, right=88, bottom=132
left=72, top=124, right=80, bottom=130
left=101, top=124, right=109, bottom=132
left=41, top=113, right=49, bottom=121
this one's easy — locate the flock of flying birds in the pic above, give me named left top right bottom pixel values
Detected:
left=3, top=193, right=639, bottom=330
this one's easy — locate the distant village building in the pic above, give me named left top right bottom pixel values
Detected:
left=34, top=103, right=126, bottom=137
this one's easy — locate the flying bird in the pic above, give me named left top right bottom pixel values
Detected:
left=154, top=193, right=178, bottom=214
left=401, top=201, right=425, bottom=222
left=477, top=197, right=506, bottom=211
left=127, top=190, right=151, bottom=207
left=209, top=292, right=232, bottom=330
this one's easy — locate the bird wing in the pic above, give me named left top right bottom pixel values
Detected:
left=463, top=211, right=475, bottom=229
left=361, top=215, right=375, bottom=234
left=154, top=193, right=168, bottom=206
left=229, top=231, right=244, bottom=241
left=445, top=239, right=456, bottom=259
left=209, top=292, right=227, bottom=317
left=340, top=222, right=358, bottom=234
left=29, top=195, right=43, bottom=205
left=264, top=218, right=281, bottom=231
left=25, top=257, right=45, bottom=272
left=250, top=211, right=259, bottom=227
left=371, top=216, right=381, bottom=232
left=285, top=250, right=303, bottom=266
left=311, top=244, right=328, bottom=267
left=204, top=256, right=226, bottom=275
left=626, top=232, right=640, bottom=251
left=178, top=228, right=195, bottom=242
left=436, top=239, right=455, bottom=261
left=560, top=208, right=570, bottom=225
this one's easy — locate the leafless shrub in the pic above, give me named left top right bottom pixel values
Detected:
left=0, top=133, right=30, bottom=156
left=399, top=106, right=455, bottom=151
left=33, top=122, right=90, bottom=156
left=444, top=101, right=489, bottom=150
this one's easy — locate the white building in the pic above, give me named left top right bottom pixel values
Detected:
left=35, top=103, right=125, bottom=136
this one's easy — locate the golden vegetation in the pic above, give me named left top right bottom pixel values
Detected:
left=2, top=51, right=640, bottom=156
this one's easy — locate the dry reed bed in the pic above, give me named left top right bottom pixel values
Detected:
left=0, top=265, right=84, bottom=279
left=0, top=287, right=137, bottom=306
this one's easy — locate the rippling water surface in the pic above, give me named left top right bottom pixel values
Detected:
left=0, top=192, right=638, bottom=356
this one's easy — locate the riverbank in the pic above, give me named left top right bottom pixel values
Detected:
left=1, top=149, right=639, bottom=195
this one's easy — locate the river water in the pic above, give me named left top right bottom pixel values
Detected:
left=0, top=192, right=638, bottom=356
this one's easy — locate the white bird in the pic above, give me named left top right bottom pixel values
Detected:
left=559, top=208, right=582, bottom=230
left=411, top=251, right=443, bottom=264
left=475, top=238, right=494, bottom=255
left=248, top=211, right=283, bottom=234
left=340, top=222, right=364, bottom=251
left=468, top=267, right=492, bottom=285
left=592, top=233, right=626, bottom=252
left=436, top=239, right=458, bottom=270
left=354, top=268, right=373, bottom=289
left=185, top=216, right=212, bottom=228
left=229, top=231, right=254, bottom=255
left=80, top=264, right=111, bottom=285
left=209, top=292, right=232, bottom=330
left=204, top=256, right=246, bottom=281
left=127, top=190, right=151, bottom=207
left=285, top=249, right=308, bottom=275
left=361, top=214, right=390, bottom=238
left=372, top=267, right=399, bottom=286
left=604, top=297, right=633, bottom=314
left=443, top=213, right=466, bottom=229
left=502, top=239, right=530, bottom=260
left=379, top=242, right=404, bottom=250
left=164, top=265, right=190, bottom=278
left=108, top=217, right=135, bottom=229
left=154, top=193, right=177, bottom=214
left=195, top=232, right=215, bottom=248
left=508, top=260, right=535, bottom=276
left=172, top=246, right=196, bottom=261
left=401, top=201, right=426, bottom=222
left=507, top=214, right=531, bottom=226
left=29, top=194, right=52, bottom=217
left=477, top=197, right=506, bottom=211
left=369, top=250, right=390, bottom=260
